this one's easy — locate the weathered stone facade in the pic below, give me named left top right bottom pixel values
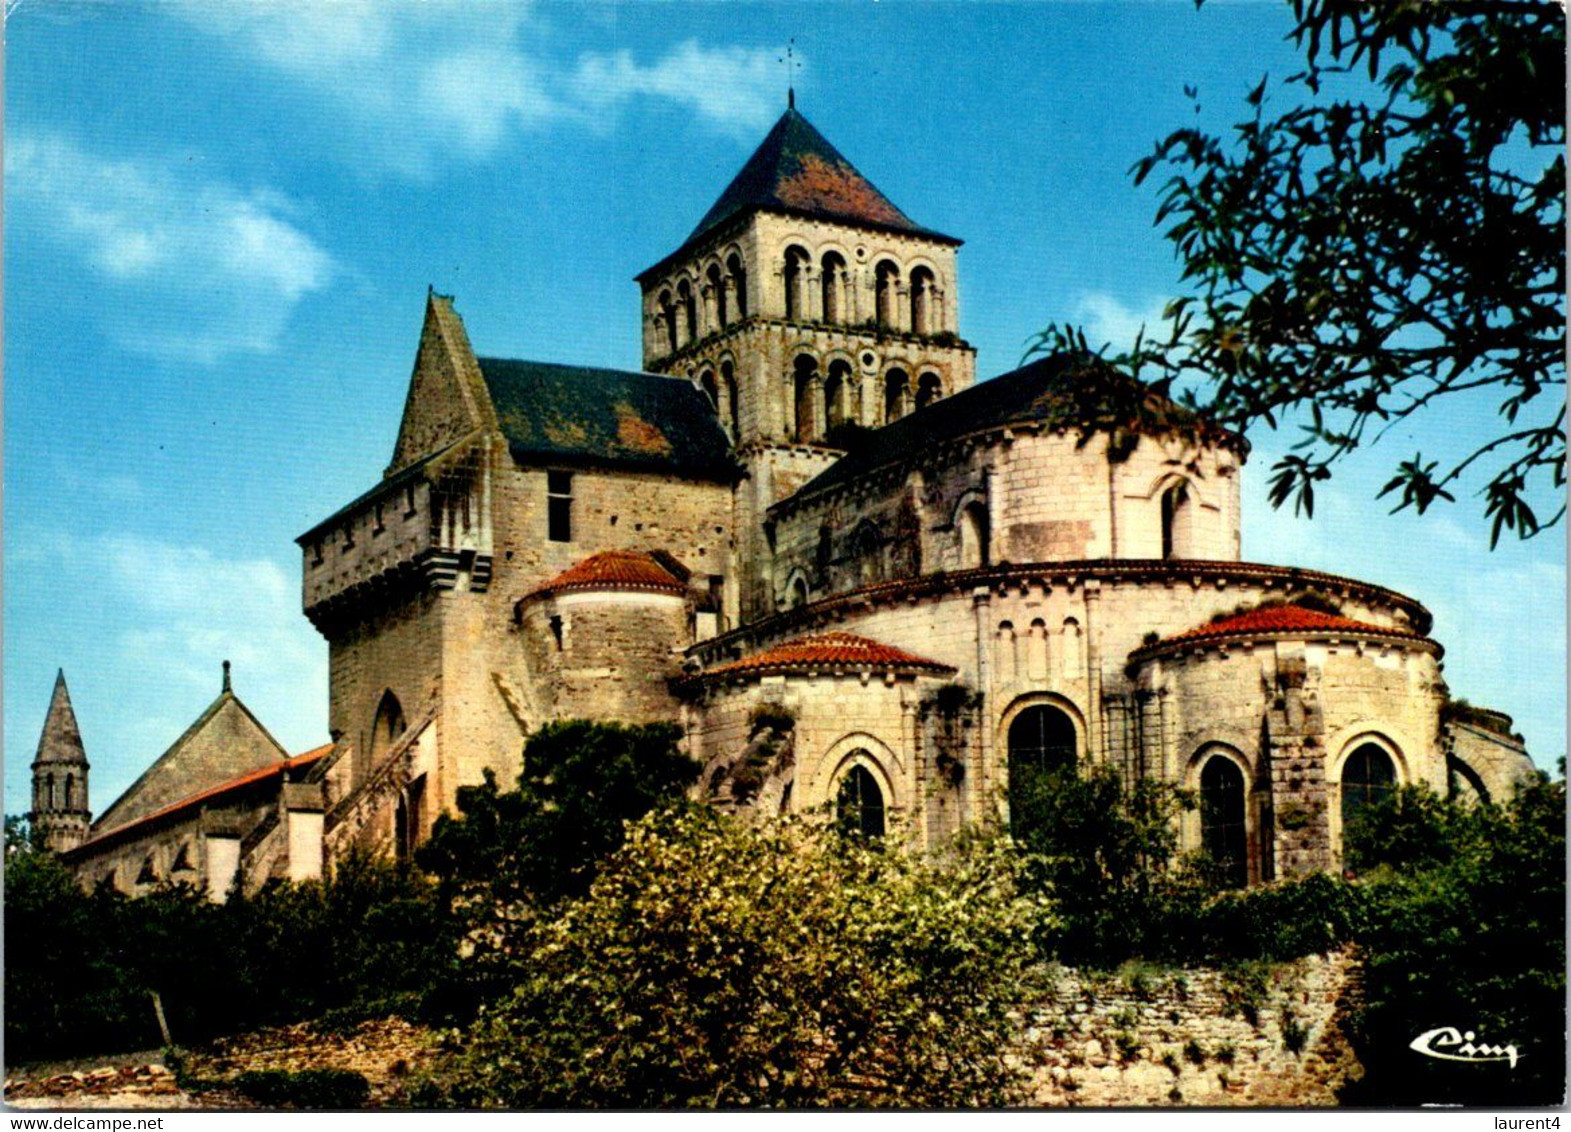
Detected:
left=33, top=103, right=1536, bottom=897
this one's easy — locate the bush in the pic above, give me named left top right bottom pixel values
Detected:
left=234, top=1068, right=370, bottom=1109
left=421, top=807, right=1055, bottom=1108
left=1342, top=775, right=1566, bottom=1106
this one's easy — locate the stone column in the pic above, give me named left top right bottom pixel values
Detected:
left=1265, top=651, right=1331, bottom=878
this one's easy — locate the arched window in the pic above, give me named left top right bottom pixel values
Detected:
left=658, top=290, right=677, bottom=354
left=1007, top=705, right=1077, bottom=838
left=370, top=690, right=408, bottom=765
left=910, top=266, right=936, bottom=335
left=727, top=253, right=748, bottom=317
left=1200, top=756, right=1248, bottom=887
left=884, top=368, right=910, bottom=423
left=699, top=369, right=719, bottom=413
left=815, top=524, right=833, bottom=577
left=958, top=500, right=989, bottom=568
left=678, top=279, right=697, bottom=345
left=789, top=575, right=810, bottom=609
left=824, top=359, right=852, bottom=432
left=836, top=763, right=886, bottom=837
left=1160, top=480, right=1192, bottom=559
left=874, top=260, right=900, bottom=328
left=1341, top=743, right=1397, bottom=851
left=783, top=246, right=810, bottom=320
left=45, top=772, right=55, bottom=810
left=707, top=263, right=727, bottom=327
left=793, top=355, right=818, bottom=443
left=821, top=251, right=846, bottom=324
left=916, top=372, right=943, bottom=409
left=721, top=360, right=739, bottom=439
left=64, top=773, right=76, bottom=811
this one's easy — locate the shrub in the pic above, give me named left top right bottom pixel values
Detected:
left=421, top=807, right=1055, bottom=1108
left=234, top=1069, right=370, bottom=1109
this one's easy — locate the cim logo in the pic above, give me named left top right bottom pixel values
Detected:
left=1410, top=1026, right=1521, bottom=1069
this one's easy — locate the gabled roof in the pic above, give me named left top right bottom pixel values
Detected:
left=89, top=677, right=290, bottom=835
left=780, top=354, right=1244, bottom=509
left=67, top=745, right=332, bottom=858
left=639, top=107, right=958, bottom=281
left=693, top=631, right=953, bottom=682
left=529, top=550, right=689, bottom=600
left=33, top=670, right=89, bottom=770
left=1145, top=604, right=1423, bottom=653
left=477, top=358, right=737, bottom=481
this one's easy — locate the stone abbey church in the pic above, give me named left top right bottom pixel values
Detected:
left=32, top=105, right=1534, bottom=899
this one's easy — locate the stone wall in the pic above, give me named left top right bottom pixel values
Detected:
left=1027, top=949, right=1363, bottom=1107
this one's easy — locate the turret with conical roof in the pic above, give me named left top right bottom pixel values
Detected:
left=29, top=670, right=91, bottom=852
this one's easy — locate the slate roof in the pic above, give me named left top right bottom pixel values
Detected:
left=639, top=107, right=958, bottom=281
left=530, top=550, right=689, bottom=599
left=1149, top=605, right=1422, bottom=651
left=782, top=354, right=1243, bottom=507
left=67, top=744, right=332, bottom=856
left=477, top=358, right=737, bottom=481
left=695, top=631, right=953, bottom=682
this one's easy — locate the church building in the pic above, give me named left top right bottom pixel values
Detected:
left=32, top=105, right=1535, bottom=896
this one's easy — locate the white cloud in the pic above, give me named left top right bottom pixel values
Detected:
left=6, top=134, right=334, bottom=362
left=572, top=41, right=789, bottom=136
left=1070, top=292, right=1173, bottom=354
left=164, top=2, right=787, bottom=172
left=96, top=534, right=327, bottom=739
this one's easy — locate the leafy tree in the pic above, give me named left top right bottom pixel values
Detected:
left=1009, top=761, right=1201, bottom=963
left=1342, top=773, right=1566, bottom=1106
left=421, top=807, right=1054, bottom=1108
left=417, top=720, right=699, bottom=910
left=1036, top=0, right=1565, bottom=544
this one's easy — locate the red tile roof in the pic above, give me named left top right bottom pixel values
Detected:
left=699, top=631, right=954, bottom=681
left=70, top=743, right=333, bottom=855
left=1155, top=604, right=1420, bottom=650
left=531, top=550, right=688, bottom=598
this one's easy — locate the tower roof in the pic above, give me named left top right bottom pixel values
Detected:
left=33, top=670, right=88, bottom=769
left=638, top=107, right=959, bottom=282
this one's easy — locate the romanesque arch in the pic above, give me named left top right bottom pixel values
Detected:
left=824, top=358, right=853, bottom=432
left=821, top=250, right=847, bottom=324
left=955, top=494, right=989, bottom=569
left=1336, top=735, right=1400, bottom=859
left=1160, top=477, right=1194, bottom=559
left=1198, top=751, right=1249, bottom=887
left=884, top=368, right=910, bottom=423
left=726, top=251, right=748, bottom=317
left=677, top=278, right=697, bottom=346
left=783, top=245, right=811, bottom=320
left=1001, top=695, right=1082, bottom=839
left=874, top=259, right=900, bottom=328
left=720, top=359, right=739, bottom=438
left=916, top=371, right=943, bottom=410
left=793, top=354, right=819, bottom=443
left=909, top=265, right=937, bottom=335
left=706, top=262, right=727, bottom=327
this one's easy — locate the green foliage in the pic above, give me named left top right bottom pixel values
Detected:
left=2, top=840, right=454, bottom=1063
left=747, top=704, right=795, bottom=737
left=1011, top=761, right=1196, bottom=963
left=1039, top=0, right=1565, bottom=543
left=1183, top=1038, right=1207, bottom=1066
left=417, top=721, right=699, bottom=912
left=233, top=1068, right=370, bottom=1109
left=1341, top=773, right=1566, bottom=1106
left=421, top=807, right=1055, bottom=1108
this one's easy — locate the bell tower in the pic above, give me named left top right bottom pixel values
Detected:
left=29, top=670, right=91, bottom=853
left=635, top=105, right=976, bottom=618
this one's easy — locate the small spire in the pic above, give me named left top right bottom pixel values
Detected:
left=222, top=660, right=232, bottom=694
left=788, top=86, right=795, bottom=110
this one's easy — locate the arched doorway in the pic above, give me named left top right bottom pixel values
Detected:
left=1006, top=704, right=1077, bottom=838
left=1200, top=756, right=1248, bottom=887
left=836, top=763, right=885, bottom=838
left=1341, top=742, right=1397, bottom=853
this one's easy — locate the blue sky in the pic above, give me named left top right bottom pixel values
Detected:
left=5, top=1, right=1564, bottom=818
